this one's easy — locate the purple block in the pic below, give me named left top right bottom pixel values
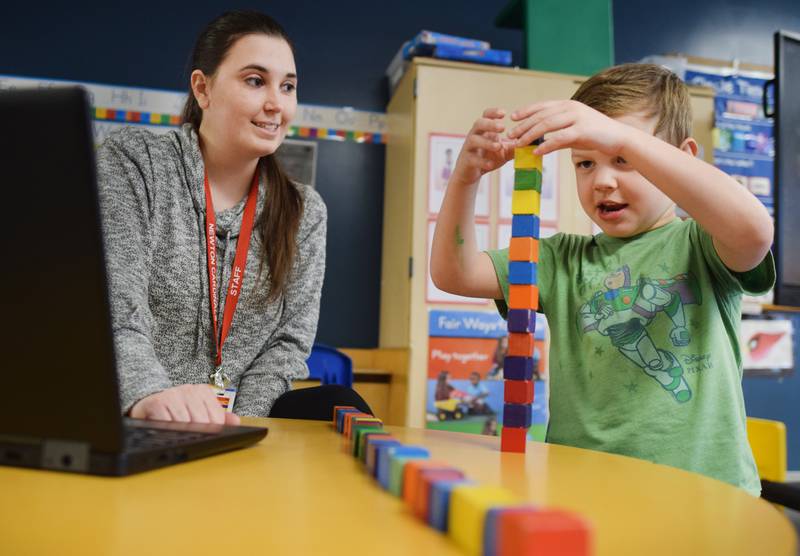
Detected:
left=507, top=309, right=536, bottom=333
left=503, top=403, right=532, bottom=428
left=503, top=356, right=534, bottom=380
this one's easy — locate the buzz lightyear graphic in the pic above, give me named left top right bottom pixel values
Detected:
left=578, top=266, right=701, bottom=403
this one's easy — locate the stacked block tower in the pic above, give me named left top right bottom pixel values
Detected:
left=501, top=140, right=543, bottom=453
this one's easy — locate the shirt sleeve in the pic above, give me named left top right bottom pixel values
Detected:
left=96, top=132, right=173, bottom=413
left=233, top=187, right=327, bottom=416
left=690, top=219, right=775, bottom=296
left=485, top=248, right=510, bottom=318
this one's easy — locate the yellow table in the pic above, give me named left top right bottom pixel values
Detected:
left=1, top=418, right=796, bottom=555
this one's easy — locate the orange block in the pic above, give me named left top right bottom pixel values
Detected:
left=509, top=237, right=539, bottom=262
left=504, top=380, right=534, bottom=404
left=402, top=460, right=452, bottom=506
left=508, top=285, right=539, bottom=310
left=501, top=427, right=527, bottom=453
left=332, top=405, right=356, bottom=424
left=497, top=508, right=593, bottom=556
left=507, top=333, right=534, bottom=357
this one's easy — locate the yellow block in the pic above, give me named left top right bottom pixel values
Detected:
left=747, top=417, right=787, bottom=482
left=448, top=484, right=519, bottom=556
left=513, top=147, right=543, bottom=171
left=149, top=113, right=161, bottom=124
left=511, top=189, right=541, bottom=215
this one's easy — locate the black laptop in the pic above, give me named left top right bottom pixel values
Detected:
left=0, top=87, right=267, bottom=476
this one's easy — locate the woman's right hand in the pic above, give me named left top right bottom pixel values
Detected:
left=129, top=384, right=241, bottom=426
left=449, top=108, right=515, bottom=189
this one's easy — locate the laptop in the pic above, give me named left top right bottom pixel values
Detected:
left=0, top=87, right=267, bottom=476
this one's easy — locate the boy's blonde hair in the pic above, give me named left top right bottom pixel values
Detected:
left=571, top=63, right=692, bottom=147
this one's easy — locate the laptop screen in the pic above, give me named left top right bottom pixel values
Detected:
left=0, top=87, right=123, bottom=451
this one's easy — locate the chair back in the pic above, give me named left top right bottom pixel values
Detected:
left=746, top=417, right=787, bottom=483
left=306, top=344, right=354, bottom=388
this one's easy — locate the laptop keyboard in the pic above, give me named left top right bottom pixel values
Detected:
left=124, top=426, right=215, bottom=451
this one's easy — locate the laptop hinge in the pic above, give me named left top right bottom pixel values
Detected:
left=42, top=440, right=90, bottom=472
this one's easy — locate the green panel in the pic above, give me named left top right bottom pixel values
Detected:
left=497, top=0, right=614, bottom=76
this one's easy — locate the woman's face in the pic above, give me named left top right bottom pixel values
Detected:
left=195, top=34, right=297, bottom=159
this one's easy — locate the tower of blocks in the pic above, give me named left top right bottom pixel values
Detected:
left=331, top=406, right=593, bottom=555
left=501, top=140, right=543, bottom=454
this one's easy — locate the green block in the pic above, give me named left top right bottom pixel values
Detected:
left=352, top=425, right=382, bottom=456
left=389, top=455, right=429, bottom=497
left=496, top=0, right=613, bottom=77
left=514, top=169, right=542, bottom=192
left=359, top=430, right=390, bottom=461
left=160, top=114, right=170, bottom=125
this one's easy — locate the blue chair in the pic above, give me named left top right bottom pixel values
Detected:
left=306, top=344, right=353, bottom=388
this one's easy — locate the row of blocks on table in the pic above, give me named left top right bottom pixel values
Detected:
left=333, top=406, right=592, bottom=556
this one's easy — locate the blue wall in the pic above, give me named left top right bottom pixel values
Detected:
left=4, top=0, right=799, bottom=466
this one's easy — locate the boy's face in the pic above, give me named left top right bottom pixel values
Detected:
left=572, top=111, right=677, bottom=238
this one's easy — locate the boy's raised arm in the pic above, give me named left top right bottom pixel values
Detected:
left=430, top=108, right=512, bottom=299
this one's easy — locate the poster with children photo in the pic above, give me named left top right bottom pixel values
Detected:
left=429, top=134, right=490, bottom=217
left=498, top=151, right=558, bottom=222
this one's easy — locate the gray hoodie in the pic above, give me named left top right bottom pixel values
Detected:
left=96, top=124, right=325, bottom=416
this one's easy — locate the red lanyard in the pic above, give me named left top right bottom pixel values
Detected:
left=204, top=168, right=260, bottom=371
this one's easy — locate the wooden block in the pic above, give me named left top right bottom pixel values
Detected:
left=508, top=285, right=539, bottom=310
left=507, top=332, right=534, bottom=357
left=344, top=412, right=373, bottom=437
left=503, top=357, right=534, bottom=381
left=484, top=506, right=537, bottom=556
left=504, top=380, right=534, bottom=405
left=497, top=508, right=594, bottom=556
left=414, top=468, right=466, bottom=521
left=511, top=214, right=540, bottom=238
left=513, top=169, right=542, bottom=192
left=336, top=408, right=361, bottom=433
left=503, top=404, right=532, bottom=428
left=507, top=309, right=536, bottom=333
left=379, top=445, right=429, bottom=491
left=509, top=237, right=539, bottom=263
left=348, top=417, right=381, bottom=440
left=449, top=484, right=519, bottom=556
left=429, top=479, right=474, bottom=532
left=508, top=261, right=537, bottom=285
left=401, top=460, right=452, bottom=507
left=513, top=147, right=543, bottom=171
left=511, top=190, right=541, bottom=215
left=366, top=438, right=401, bottom=476
left=332, top=405, right=356, bottom=424
left=501, top=427, right=527, bottom=453
left=358, top=431, right=392, bottom=461
left=352, top=425, right=383, bottom=456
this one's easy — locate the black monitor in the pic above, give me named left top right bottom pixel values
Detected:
left=774, top=30, right=800, bottom=306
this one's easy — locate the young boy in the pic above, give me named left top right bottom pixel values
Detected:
left=430, top=64, right=774, bottom=495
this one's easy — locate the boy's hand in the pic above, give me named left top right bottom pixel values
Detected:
left=508, top=100, right=633, bottom=157
left=450, top=108, right=516, bottom=188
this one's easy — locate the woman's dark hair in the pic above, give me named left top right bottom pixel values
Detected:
left=182, top=10, right=302, bottom=302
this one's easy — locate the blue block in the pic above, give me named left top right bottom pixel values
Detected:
left=511, top=214, right=540, bottom=238
left=378, top=446, right=429, bottom=489
left=508, top=262, right=537, bottom=285
left=429, top=479, right=474, bottom=532
left=503, top=403, right=532, bottom=428
left=507, top=309, right=536, bottom=333
left=336, top=408, right=361, bottom=433
left=504, top=356, right=534, bottom=380
left=368, top=438, right=401, bottom=476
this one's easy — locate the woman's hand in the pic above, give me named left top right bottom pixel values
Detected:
left=449, top=108, right=516, bottom=188
left=508, top=100, right=634, bottom=157
left=130, top=384, right=241, bottom=426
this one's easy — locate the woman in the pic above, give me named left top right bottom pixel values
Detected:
left=97, top=10, right=369, bottom=425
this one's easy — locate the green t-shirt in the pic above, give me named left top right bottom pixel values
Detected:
left=487, top=218, right=774, bottom=495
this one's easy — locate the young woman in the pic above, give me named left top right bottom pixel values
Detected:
left=97, top=10, right=369, bottom=425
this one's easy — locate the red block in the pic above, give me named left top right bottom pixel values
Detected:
left=414, top=468, right=466, bottom=520
left=501, top=427, right=527, bottom=453
left=507, top=333, right=534, bottom=357
left=497, top=508, right=593, bottom=556
left=504, top=380, right=534, bottom=404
